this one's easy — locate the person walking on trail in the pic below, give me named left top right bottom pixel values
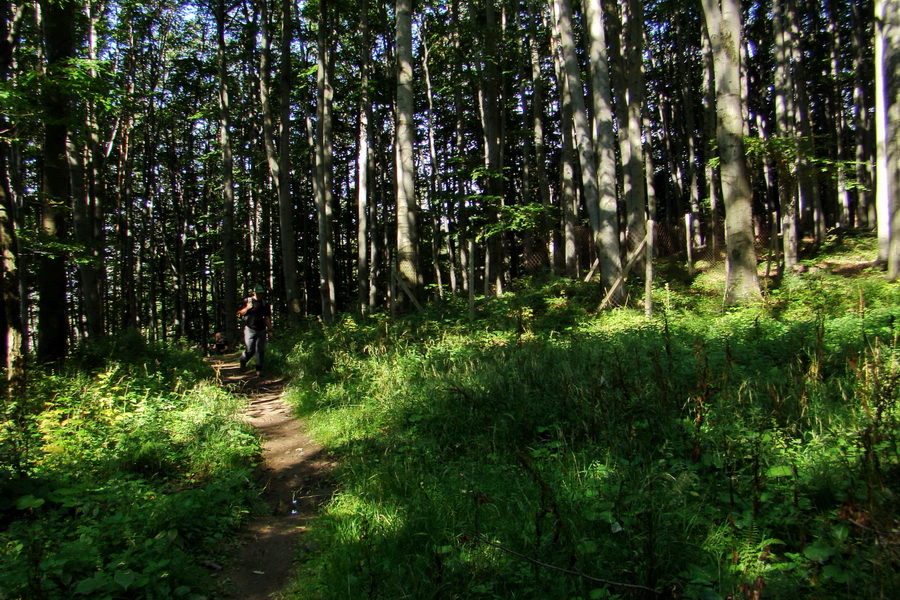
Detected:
left=237, top=285, right=272, bottom=373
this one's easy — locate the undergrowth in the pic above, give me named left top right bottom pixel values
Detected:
left=0, top=333, right=260, bottom=600
left=283, top=240, right=899, bottom=599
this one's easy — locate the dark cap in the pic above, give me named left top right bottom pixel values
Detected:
left=253, top=285, right=265, bottom=293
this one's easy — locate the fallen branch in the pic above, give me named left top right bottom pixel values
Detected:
left=471, top=534, right=662, bottom=595
left=599, top=231, right=650, bottom=311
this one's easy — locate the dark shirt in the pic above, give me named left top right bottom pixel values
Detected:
left=242, top=298, right=271, bottom=331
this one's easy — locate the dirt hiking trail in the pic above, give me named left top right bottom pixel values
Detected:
left=209, top=356, right=335, bottom=600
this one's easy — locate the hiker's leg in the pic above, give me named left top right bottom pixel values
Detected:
left=255, top=332, right=267, bottom=370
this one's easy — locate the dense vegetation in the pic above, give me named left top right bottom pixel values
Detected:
left=0, top=336, right=260, bottom=599
left=2, top=0, right=899, bottom=594
left=1, top=239, right=898, bottom=599
left=280, top=234, right=899, bottom=599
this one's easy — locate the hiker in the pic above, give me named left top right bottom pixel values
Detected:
left=213, top=332, right=229, bottom=355
left=237, top=285, right=272, bottom=372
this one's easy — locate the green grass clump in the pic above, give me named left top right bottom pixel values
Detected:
left=284, top=238, right=900, bottom=599
left=0, top=337, right=260, bottom=600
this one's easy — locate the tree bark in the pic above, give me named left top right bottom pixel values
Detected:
left=259, top=0, right=301, bottom=323
left=395, top=0, right=421, bottom=301
left=875, top=0, right=900, bottom=278
left=614, top=0, right=648, bottom=264
left=526, top=0, right=554, bottom=273
left=550, top=16, right=579, bottom=277
left=316, top=0, right=336, bottom=323
left=73, top=2, right=104, bottom=341
left=478, top=0, right=504, bottom=296
left=773, top=0, right=799, bottom=270
left=0, top=1, right=25, bottom=394
left=357, top=2, right=372, bottom=314
left=38, top=0, right=75, bottom=363
left=217, top=0, right=238, bottom=343
left=584, top=0, right=623, bottom=299
left=702, top=0, right=762, bottom=305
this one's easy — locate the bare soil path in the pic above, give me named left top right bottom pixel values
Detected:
left=209, top=356, right=334, bottom=600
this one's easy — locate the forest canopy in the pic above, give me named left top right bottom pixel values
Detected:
left=0, top=0, right=897, bottom=372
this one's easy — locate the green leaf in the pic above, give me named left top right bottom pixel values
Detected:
left=765, top=465, right=793, bottom=478
left=822, top=564, right=851, bottom=583
left=803, top=541, right=836, bottom=562
left=16, top=495, right=45, bottom=510
left=114, top=570, right=136, bottom=590
left=75, top=573, right=105, bottom=595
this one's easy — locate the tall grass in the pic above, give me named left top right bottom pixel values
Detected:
left=285, top=245, right=899, bottom=599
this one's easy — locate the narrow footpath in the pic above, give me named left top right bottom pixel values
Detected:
left=209, top=356, right=334, bottom=600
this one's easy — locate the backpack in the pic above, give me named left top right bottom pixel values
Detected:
left=242, top=298, right=269, bottom=330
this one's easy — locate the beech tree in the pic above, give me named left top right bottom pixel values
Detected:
left=702, top=0, right=762, bottom=305
left=875, top=0, right=900, bottom=279
left=395, top=0, right=420, bottom=302
left=0, top=0, right=887, bottom=360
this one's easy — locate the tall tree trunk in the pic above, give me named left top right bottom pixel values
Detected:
left=789, top=2, right=825, bottom=248
left=423, top=27, right=443, bottom=300
left=279, top=0, right=301, bottom=319
left=773, top=0, right=799, bottom=270
left=316, top=0, right=336, bottom=323
left=0, top=1, right=25, bottom=395
left=526, top=0, right=553, bottom=273
left=478, top=0, right=503, bottom=296
left=217, top=0, right=238, bottom=343
left=702, top=0, right=762, bottom=305
left=584, top=0, right=623, bottom=298
left=827, top=0, right=852, bottom=227
left=69, top=136, right=104, bottom=340
left=451, top=0, right=471, bottom=299
left=552, top=0, right=600, bottom=255
left=875, top=0, right=900, bottom=278
left=73, top=1, right=104, bottom=341
left=550, top=18, right=579, bottom=277
left=613, top=0, right=648, bottom=264
left=356, top=2, right=372, bottom=315
left=395, top=0, right=420, bottom=301
left=259, top=0, right=301, bottom=323
left=675, top=14, right=704, bottom=249
left=852, top=1, right=875, bottom=228
left=38, top=0, right=75, bottom=363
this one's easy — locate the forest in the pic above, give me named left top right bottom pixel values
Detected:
left=0, top=0, right=897, bottom=361
left=1, top=0, right=900, bottom=597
